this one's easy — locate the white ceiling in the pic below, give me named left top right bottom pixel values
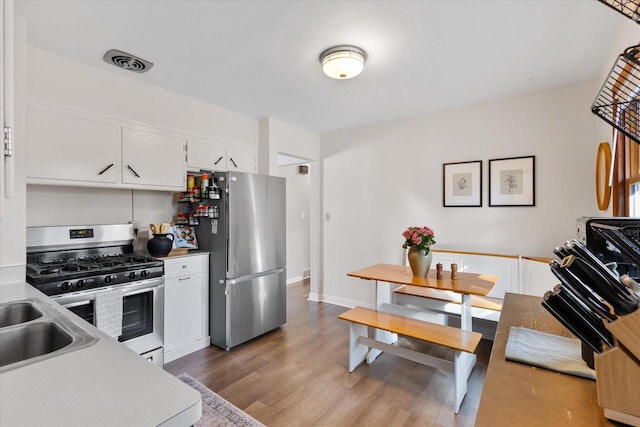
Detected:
left=15, top=0, right=626, bottom=134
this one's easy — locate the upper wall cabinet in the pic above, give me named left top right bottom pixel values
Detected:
left=187, top=138, right=257, bottom=174
left=27, top=107, right=121, bottom=184
left=187, top=137, right=228, bottom=171
left=26, top=101, right=187, bottom=191
left=227, top=145, right=257, bottom=173
left=122, top=127, right=186, bottom=190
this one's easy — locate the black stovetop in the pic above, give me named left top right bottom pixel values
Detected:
left=26, top=252, right=163, bottom=285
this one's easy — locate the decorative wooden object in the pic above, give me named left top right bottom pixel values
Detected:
left=595, top=309, right=640, bottom=426
left=596, top=142, right=612, bottom=211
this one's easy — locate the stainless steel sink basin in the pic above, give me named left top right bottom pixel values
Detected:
left=0, top=298, right=98, bottom=373
left=0, top=322, right=72, bottom=368
left=0, top=301, right=43, bottom=328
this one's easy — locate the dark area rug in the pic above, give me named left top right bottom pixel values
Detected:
left=177, top=373, right=264, bottom=427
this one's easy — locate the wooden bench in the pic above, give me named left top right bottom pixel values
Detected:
left=338, top=306, right=482, bottom=414
left=393, top=285, right=503, bottom=338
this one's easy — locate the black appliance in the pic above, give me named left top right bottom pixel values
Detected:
left=576, top=217, right=640, bottom=279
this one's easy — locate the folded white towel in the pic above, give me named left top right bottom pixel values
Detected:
left=95, top=289, right=123, bottom=339
left=505, top=326, right=596, bottom=380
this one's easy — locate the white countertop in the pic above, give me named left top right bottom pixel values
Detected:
left=0, top=282, right=201, bottom=427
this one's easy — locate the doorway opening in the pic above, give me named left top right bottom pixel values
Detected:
left=277, top=154, right=311, bottom=290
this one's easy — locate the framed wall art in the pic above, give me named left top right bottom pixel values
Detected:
left=443, top=160, right=482, bottom=207
left=488, top=155, right=535, bottom=206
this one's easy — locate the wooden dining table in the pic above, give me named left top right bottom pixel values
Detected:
left=347, top=263, right=498, bottom=331
left=347, top=263, right=498, bottom=368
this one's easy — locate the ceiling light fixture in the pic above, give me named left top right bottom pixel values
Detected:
left=319, top=45, right=366, bottom=80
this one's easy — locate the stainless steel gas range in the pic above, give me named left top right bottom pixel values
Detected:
left=26, top=224, right=165, bottom=367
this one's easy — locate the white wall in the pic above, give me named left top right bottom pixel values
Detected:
left=27, top=47, right=258, bottom=146
left=277, top=163, right=310, bottom=283
left=24, top=46, right=259, bottom=230
left=26, top=185, right=176, bottom=231
left=258, top=117, right=321, bottom=298
left=320, top=80, right=604, bottom=308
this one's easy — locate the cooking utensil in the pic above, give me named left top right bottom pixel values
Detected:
left=562, top=253, right=638, bottom=315
left=553, top=285, right=615, bottom=348
left=542, top=291, right=604, bottom=354
left=549, top=259, right=616, bottom=321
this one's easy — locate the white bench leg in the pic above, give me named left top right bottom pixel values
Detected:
left=453, top=351, right=477, bottom=414
left=348, top=323, right=369, bottom=372
left=367, top=329, right=397, bottom=364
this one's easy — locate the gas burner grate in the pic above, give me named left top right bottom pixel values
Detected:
left=591, top=44, right=640, bottom=145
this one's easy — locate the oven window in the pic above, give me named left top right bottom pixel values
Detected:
left=66, top=301, right=95, bottom=325
left=119, top=291, right=154, bottom=343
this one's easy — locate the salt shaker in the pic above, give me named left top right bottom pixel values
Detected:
left=451, top=263, right=458, bottom=280
left=436, top=263, right=443, bottom=279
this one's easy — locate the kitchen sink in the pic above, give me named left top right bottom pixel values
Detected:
left=0, top=302, right=44, bottom=328
left=0, top=299, right=98, bottom=373
left=0, top=322, right=72, bottom=368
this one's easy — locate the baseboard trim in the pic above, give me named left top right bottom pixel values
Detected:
left=164, top=337, right=210, bottom=364
left=287, top=275, right=303, bottom=285
left=313, top=293, right=375, bottom=310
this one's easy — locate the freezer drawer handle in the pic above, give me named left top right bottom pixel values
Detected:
left=178, top=276, right=191, bottom=281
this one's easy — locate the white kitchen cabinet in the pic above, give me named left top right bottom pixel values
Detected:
left=26, top=107, right=121, bottom=184
left=187, top=137, right=257, bottom=174
left=122, top=127, right=186, bottom=190
left=26, top=101, right=187, bottom=191
left=163, top=253, right=210, bottom=363
left=187, top=137, right=227, bottom=171
left=227, top=144, right=257, bottom=173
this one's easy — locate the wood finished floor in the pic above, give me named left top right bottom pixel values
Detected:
left=165, top=280, right=493, bottom=426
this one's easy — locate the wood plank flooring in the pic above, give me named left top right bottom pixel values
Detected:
left=165, top=279, right=492, bottom=426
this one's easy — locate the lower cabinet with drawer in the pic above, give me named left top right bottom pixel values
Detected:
left=163, top=253, right=210, bottom=363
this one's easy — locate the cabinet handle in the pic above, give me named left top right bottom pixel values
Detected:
left=98, top=163, right=114, bottom=175
left=178, top=276, right=191, bottom=281
left=127, top=165, right=141, bottom=178
left=229, top=157, right=238, bottom=168
left=214, top=156, right=223, bottom=165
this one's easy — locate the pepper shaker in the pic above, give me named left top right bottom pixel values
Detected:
left=436, top=263, right=443, bottom=279
left=451, top=263, right=458, bottom=280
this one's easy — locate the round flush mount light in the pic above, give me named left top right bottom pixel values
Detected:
left=319, top=45, right=366, bottom=80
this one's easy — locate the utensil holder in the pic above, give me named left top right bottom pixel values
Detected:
left=594, top=309, right=640, bottom=426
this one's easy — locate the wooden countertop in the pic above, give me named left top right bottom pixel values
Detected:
left=476, top=293, right=613, bottom=426
left=347, top=263, right=498, bottom=296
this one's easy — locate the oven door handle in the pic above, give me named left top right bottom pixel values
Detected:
left=118, top=278, right=164, bottom=296
left=61, top=299, right=94, bottom=309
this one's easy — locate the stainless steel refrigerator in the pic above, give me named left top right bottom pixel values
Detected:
left=195, top=171, right=286, bottom=350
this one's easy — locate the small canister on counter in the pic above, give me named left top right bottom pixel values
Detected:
left=436, top=263, right=443, bottom=280
left=451, top=263, right=458, bottom=280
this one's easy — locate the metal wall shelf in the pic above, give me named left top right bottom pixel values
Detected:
left=597, top=0, right=640, bottom=23
left=591, top=44, right=640, bottom=144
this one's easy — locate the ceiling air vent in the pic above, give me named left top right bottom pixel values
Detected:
left=103, top=49, right=153, bottom=73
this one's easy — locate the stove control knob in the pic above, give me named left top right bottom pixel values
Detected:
left=129, top=272, right=137, bottom=280
left=140, top=270, right=149, bottom=278
left=61, top=282, right=71, bottom=291
left=104, top=275, right=116, bottom=284
left=76, top=280, right=85, bottom=289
